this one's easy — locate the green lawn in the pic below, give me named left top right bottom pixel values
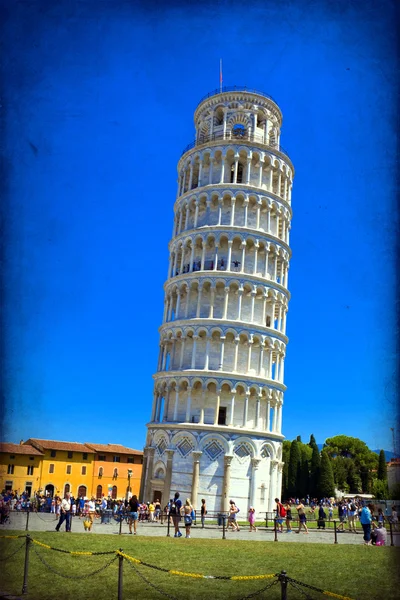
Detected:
left=1, top=530, right=399, bottom=600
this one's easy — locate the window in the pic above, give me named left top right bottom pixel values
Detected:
left=64, top=484, right=70, bottom=495
left=127, top=457, right=134, bottom=464
left=96, top=485, right=102, bottom=498
left=82, top=453, right=88, bottom=460
left=7, top=464, right=14, bottom=474
left=29, top=456, right=34, bottom=461
left=266, top=316, right=271, bottom=327
left=81, top=466, right=86, bottom=475
left=98, top=467, right=103, bottom=477
left=98, top=455, right=106, bottom=461
left=218, top=407, right=227, bottom=425
left=112, top=485, right=117, bottom=499
left=67, top=451, right=73, bottom=459
left=49, top=464, right=54, bottom=474
left=50, top=450, right=56, bottom=458
left=27, top=466, right=34, bottom=475
left=66, top=465, right=72, bottom=475
left=113, top=456, right=120, bottom=463
left=9, top=455, right=15, bottom=459
left=113, top=468, right=118, bottom=478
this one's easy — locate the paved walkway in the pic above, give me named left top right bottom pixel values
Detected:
left=2, top=512, right=399, bottom=545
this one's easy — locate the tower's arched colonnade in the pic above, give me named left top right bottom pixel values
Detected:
left=141, top=89, right=294, bottom=514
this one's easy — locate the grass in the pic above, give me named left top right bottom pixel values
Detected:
left=1, top=530, right=399, bottom=600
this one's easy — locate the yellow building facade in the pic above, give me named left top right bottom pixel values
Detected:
left=0, top=439, right=143, bottom=499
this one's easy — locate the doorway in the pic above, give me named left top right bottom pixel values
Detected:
left=45, top=484, right=55, bottom=497
left=153, top=490, right=162, bottom=504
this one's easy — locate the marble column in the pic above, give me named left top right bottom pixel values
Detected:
left=221, top=455, right=233, bottom=512
left=191, top=451, right=202, bottom=509
left=143, top=447, right=156, bottom=503
left=139, top=449, right=149, bottom=501
left=163, top=449, right=175, bottom=505
left=250, top=458, right=261, bottom=511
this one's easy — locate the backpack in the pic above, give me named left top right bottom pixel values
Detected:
left=279, top=504, right=287, bottom=517
left=169, top=502, right=177, bottom=515
left=235, top=506, right=240, bottom=514
left=350, top=503, right=356, bottom=512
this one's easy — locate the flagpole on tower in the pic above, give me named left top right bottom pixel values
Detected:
left=220, top=59, right=223, bottom=93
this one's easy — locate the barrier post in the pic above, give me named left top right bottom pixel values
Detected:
left=118, top=548, right=123, bottom=600
left=334, top=520, right=338, bottom=544
left=222, top=514, right=226, bottom=540
left=25, top=510, right=30, bottom=531
left=389, top=521, right=394, bottom=547
left=119, top=515, right=123, bottom=535
left=21, top=535, right=31, bottom=595
left=166, top=514, right=171, bottom=537
left=274, top=518, right=278, bottom=542
left=265, top=512, right=268, bottom=529
left=278, top=570, right=288, bottom=600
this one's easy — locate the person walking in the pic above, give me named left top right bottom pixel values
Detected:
left=183, top=498, right=193, bottom=538
left=274, top=498, right=285, bottom=533
left=55, top=492, right=72, bottom=532
left=248, top=506, right=257, bottom=531
left=347, top=499, right=357, bottom=533
left=359, top=503, right=373, bottom=545
left=284, top=501, right=293, bottom=533
left=170, top=492, right=183, bottom=538
left=200, top=498, right=207, bottom=528
left=228, top=500, right=240, bottom=532
left=128, top=494, right=140, bottom=534
left=295, top=500, right=309, bottom=534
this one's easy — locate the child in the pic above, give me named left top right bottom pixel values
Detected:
left=248, top=506, right=257, bottom=531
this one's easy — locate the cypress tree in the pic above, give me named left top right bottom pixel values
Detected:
left=318, top=450, right=335, bottom=497
left=300, top=459, right=310, bottom=498
left=309, top=433, right=316, bottom=447
left=377, top=449, right=387, bottom=481
left=310, top=442, right=321, bottom=496
left=296, top=435, right=302, bottom=443
left=287, top=440, right=301, bottom=497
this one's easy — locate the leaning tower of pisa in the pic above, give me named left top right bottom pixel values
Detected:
left=140, top=87, right=294, bottom=514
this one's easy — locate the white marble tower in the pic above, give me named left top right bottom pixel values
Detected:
left=140, top=87, right=294, bottom=514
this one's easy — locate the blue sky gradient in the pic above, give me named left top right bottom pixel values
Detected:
left=2, top=0, right=398, bottom=453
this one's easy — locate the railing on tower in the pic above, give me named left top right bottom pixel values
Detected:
left=197, top=86, right=278, bottom=105
left=181, top=130, right=291, bottom=162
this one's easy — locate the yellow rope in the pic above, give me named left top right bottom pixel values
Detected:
left=169, top=570, right=204, bottom=579
left=116, top=551, right=141, bottom=564
left=231, top=574, right=276, bottom=581
left=323, top=592, right=354, bottom=600
left=31, top=539, right=52, bottom=549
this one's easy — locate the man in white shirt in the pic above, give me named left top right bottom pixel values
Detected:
left=55, top=492, right=71, bottom=532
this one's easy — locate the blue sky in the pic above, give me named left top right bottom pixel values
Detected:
left=2, top=0, right=398, bottom=453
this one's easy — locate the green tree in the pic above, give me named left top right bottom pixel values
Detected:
left=287, top=440, right=301, bottom=497
left=324, top=435, right=378, bottom=493
left=377, top=449, right=387, bottom=481
left=310, top=442, right=321, bottom=496
left=309, top=434, right=316, bottom=447
left=282, top=440, right=291, bottom=499
left=296, top=435, right=302, bottom=443
left=373, top=478, right=388, bottom=499
left=299, top=459, right=310, bottom=498
left=318, top=450, right=335, bottom=497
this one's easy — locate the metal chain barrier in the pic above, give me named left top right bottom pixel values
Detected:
left=125, top=558, right=181, bottom=600
left=31, top=538, right=115, bottom=555
left=31, top=544, right=119, bottom=579
left=235, top=578, right=279, bottom=600
left=287, top=579, right=315, bottom=600
left=0, top=539, right=27, bottom=562
left=283, top=574, right=354, bottom=600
